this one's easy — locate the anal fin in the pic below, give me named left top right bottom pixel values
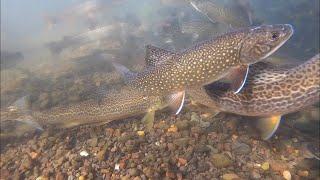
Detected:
left=257, top=115, right=282, bottom=140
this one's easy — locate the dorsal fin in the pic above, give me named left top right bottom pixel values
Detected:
left=145, top=45, right=175, bottom=67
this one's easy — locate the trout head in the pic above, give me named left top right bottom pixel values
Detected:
left=239, top=24, right=293, bottom=64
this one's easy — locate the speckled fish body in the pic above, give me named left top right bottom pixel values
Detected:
left=196, top=54, right=320, bottom=116
left=188, top=54, right=320, bottom=139
left=126, top=24, right=293, bottom=96
left=1, top=87, right=167, bottom=129
left=38, top=88, right=167, bottom=128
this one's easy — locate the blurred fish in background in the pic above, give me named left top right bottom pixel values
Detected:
left=186, top=0, right=254, bottom=28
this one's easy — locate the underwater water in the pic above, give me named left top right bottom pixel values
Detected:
left=1, top=0, right=319, bottom=179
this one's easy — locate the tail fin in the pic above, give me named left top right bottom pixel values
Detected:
left=1, top=96, right=43, bottom=137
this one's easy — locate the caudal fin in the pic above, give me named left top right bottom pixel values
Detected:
left=1, top=96, right=43, bottom=136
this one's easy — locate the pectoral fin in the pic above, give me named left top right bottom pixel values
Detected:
left=142, top=110, right=155, bottom=131
left=257, top=115, right=282, bottom=140
left=227, top=65, right=249, bottom=94
left=167, top=91, right=185, bottom=115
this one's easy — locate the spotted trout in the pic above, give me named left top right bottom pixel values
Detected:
left=188, top=54, right=320, bottom=139
left=114, top=24, right=293, bottom=114
left=0, top=86, right=173, bottom=135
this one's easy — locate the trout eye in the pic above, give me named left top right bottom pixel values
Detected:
left=271, top=32, right=279, bottom=40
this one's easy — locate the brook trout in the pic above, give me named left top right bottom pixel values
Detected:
left=114, top=24, right=293, bottom=114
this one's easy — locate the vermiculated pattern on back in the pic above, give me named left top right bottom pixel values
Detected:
left=192, top=54, right=320, bottom=117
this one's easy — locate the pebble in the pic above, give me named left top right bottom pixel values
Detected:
left=222, top=173, right=239, bottom=180
left=292, top=138, right=298, bottom=143
left=29, top=152, right=39, bottom=160
left=115, top=163, right=120, bottom=171
left=211, top=153, right=233, bottom=168
left=128, top=168, right=138, bottom=176
left=143, top=167, right=154, bottom=178
left=270, top=160, right=288, bottom=172
left=250, top=170, right=261, bottom=179
left=177, top=158, right=187, bottom=166
left=36, top=176, right=48, bottom=180
left=137, top=131, right=145, bottom=136
left=297, top=170, right=309, bottom=177
left=261, top=162, right=270, bottom=171
left=96, top=149, right=106, bottom=161
left=21, top=156, right=33, bottom=168
left=80, top=150, right=89, bottom=157
left=132, top=177, right=141, bottom=180
left=191, top=112, right=200, bottom=122
left=174, top=138, right=189, bottom=147
left=175, top=120, right=190, bottom=130
left=282, top=170, right=291, bottom=180
left=87, top=138, right=98, bottom=147
left=55, top=172, right=65, bottom=180
left=56, top=156, right=65, bottom=167
left=199, top=120, right=210, bottom=128
left=232, top=142, right=251, bottom=155
left=165, top=171, right=176, bottom=179
left=167, top=125, right=178, bottom=133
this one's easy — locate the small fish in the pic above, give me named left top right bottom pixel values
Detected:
left=187, top=0, right=252, bottom=28
left=114, top=24, right=293, bottom=114
left=188, top=54, right=320, bottom=140
left=0, top=86, right=175, bottom=132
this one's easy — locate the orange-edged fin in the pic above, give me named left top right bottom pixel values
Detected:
left=167, top=91, right=185, bottom=115
left=227, top=65, right=249, bottom=94
left=256, top=115, right=282, bottom=140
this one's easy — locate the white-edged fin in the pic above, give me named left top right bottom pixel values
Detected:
left=141, top=110, right=155, bottom=131
left=167, top=91, right=185, bottom=115
left=11, top=118, right=43, bottom=131
left=227, top=65, right=249, bottom=94
left=189, top=1, right=217, bottom=24
left=190, top=2, right=201, bottom=12
left=112, top=62, right=136, bottom=82
left=256, top=115, right=282, bottom=140
left=145, top=45, right=175, bottom=67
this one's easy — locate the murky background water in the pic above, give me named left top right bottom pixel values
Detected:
left=1, top=0, right=319, bottom=107
left=0, top=0, right=319, bottom=179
